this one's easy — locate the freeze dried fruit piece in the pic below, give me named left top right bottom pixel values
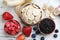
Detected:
left=20, top=3, right=42, bottom=25
left=48, top=6, right=55, bottom=13
left=45, top=9, right=55, bottom=19
left=43, top=4, right=55, bottom=19
left=4, top=20, right=21, bottom=35
left=2, top=12, right=13, bottom=20
left=49, top=13, right=55, bottom=19
left=54, top=7, right=60, bottom=16
left=45, top=10, right=50, bottom=18
left=43, top=4, right=48, bottom=11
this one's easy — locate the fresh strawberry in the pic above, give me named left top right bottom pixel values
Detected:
left=16, top=34, right=25, bottom=40
left=2, top=12, right=13, bottom=20
left=22, top=26, right=32, bottom=37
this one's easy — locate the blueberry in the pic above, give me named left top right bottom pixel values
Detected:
left=55, top=29, right=59, bottom=33
left=31, top=34, right=36, bottom=38
left=40, top=37, right=45, bottom=40
left=33, top=27, right=38, bottom=31
left=35, top=30, right=40, bottom=35
left=53, top=34, right=58, bottom=38
left=33, top=39, right=36, bottom=40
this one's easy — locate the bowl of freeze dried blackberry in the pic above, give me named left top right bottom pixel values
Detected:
left=38, top=18, right=55, bottom=34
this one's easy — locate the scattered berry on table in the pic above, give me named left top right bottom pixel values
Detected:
left=40, top=37, right=45, bottom=40
left=35, top=30, right=40, bottom=35
left=53, top=34, right=58, bottom=38
left=33, top=39, right=36, bottom=40
left=31, top=34, right=36, bottom=38
left=55, top=29, right=59, bottom=33
left=33, top=27, right=38, bottom=31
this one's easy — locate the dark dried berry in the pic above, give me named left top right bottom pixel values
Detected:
left=39, top=18, right=55, bottom=34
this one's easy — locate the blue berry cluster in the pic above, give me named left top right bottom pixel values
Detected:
left=53, top=29, right=59, bottom=38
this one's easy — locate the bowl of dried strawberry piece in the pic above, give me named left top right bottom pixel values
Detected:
left=4, top=19, right=21, bottom=35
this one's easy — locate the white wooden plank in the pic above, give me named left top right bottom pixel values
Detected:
left=0, top=30, right=19, bottom=38
left=0, top=37, right=16, bottom=40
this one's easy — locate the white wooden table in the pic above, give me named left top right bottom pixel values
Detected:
left=0, top=0, right=60, bottom=40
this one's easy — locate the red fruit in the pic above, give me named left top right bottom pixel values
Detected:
left=8, top=27, right=13, bottom=31
left=9, top=27, right=15, bottom=31
left=5, top=22, right=10, bottom=28
left=2, top=12, right=13, bottom=20
left=4, top=27, right=8, bottom=32
left=11, top=31, right=16, bottom=35
left=4, top=20, right=21, bottom=35
left=16, top=34, right=25, bottom=40
left=15, top=29, right=20, bottom=33
left=22, top=26, right=32, bottom=37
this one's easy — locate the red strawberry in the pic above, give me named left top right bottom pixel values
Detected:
left=22, top=26, right=32, bottom=37
left=2, top=12, right=13, bottom=20
left=16, top=34, right=25, bottom=40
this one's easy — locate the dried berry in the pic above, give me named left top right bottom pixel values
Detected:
left=39, top=18, right=55, bottom=34
left=4, top=20, right=21, bottom=35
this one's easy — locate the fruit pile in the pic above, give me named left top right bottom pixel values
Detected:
left=2, top=11, right=59, bottom=40
left=1, top=2, right=60, bottom=40
left=4, top=20, right=20, bottom=35
left=3, top=12, right=21, bottom=35
left=2, top=11, right=32, bottom=40
left=39, top=18, right=55, bottom=34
